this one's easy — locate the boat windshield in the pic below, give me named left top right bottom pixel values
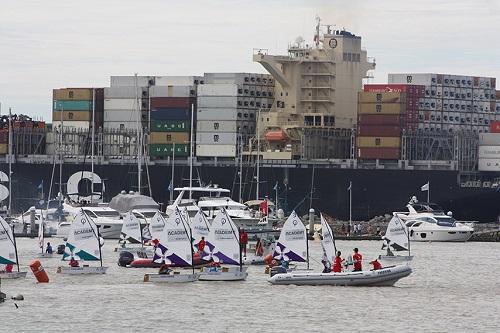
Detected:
left=85, top=210, right=121, bottom=218
left=435, top=217, right=456, bottom=227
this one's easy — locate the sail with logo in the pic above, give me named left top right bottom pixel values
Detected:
left=149, top=212, right=166, bottom=242
left=0, top=216, right=27, bottom=279
left=320, top=214, right=336, bottom=265
left=191, top=208, right=210, bottom=253
left=120, top=212, right=143, bottom=244
left=273, top=211, right=307, bottom=263
left=379, top=213, right=413, bottom=261
left=57, top=209, right=107, bottom=274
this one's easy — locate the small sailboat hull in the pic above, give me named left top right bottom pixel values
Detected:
left=243, top=255, right=266, bottom=265
left=379, top=255, right=414, bottom=262
left=143, top=272, right=200, bottom=283
left=0, top=271, right=28, bottom=279
left=56, top=266, right=108, bottom=275
left=268, top=264, right=412, bottom=286
left=199, top=266, right=248, bottom=281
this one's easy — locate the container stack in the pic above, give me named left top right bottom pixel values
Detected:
left=478, top=133, right=500, bottom=171
left=53, top=88, right=103, bottom=129
left=0, top=115, right=46, bottom=155
left=196, top=73, right=274, bottom=158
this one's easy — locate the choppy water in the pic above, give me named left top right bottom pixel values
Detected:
left=1, top=238, right=500, bottom=332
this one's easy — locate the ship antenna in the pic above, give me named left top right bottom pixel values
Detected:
left=314, top=15, right=321, bottom=48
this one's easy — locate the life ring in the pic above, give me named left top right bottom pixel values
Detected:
left=30, top=260, right=49, bottom=283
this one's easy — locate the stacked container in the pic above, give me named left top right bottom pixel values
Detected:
left=53, top=88, right=102, bottom=129
left=478, top=133, right=500, bottom=171
left=104, top=85, right=150, bottom=131
left=0, top=115, right=46, bottom=156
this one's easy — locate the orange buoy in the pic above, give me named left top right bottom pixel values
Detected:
left=30, top=260, right=49, bottom=283
left=263, top=254, right=274, bottom=265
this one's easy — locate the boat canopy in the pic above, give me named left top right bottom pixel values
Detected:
left=109, top=193, right=159, bottom=213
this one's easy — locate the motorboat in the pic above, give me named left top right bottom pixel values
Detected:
left=396, top=196, right=474, bottom=242
left=56, top=205, right=123, bottom=239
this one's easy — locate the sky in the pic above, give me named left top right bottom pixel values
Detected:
left=0, top=0, right=499, bottom=121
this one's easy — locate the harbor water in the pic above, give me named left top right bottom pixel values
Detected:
left=2, top=238, right=500, bottom=332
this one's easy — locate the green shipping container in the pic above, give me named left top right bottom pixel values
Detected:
left=150, top=120, right=190, bottom=132
left=149, top=144, right=189, bottom=157
left=53, top=100, right=92, bottom=111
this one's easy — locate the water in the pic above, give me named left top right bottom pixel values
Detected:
left=2, top=238, right=500, bottom=332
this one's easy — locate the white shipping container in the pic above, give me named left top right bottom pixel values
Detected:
left=104, top=109, right=142, bottom=122
left=388, top=73, right=433, bottom=86
left=197, top=120, right=237, bottom=132
left=479, top=133, right=500, bottom=145
left=103, top=120, right=139, bottom=130
left=197, top=84, right=239, bottom=97
left=149, top=85, right=194, bottom=98
left=196, top=132, right=237, bottom=145
left=196, top=144, right=236, bottom=157
left=478, top=146, right=500, bottom=159
left=104, top=87, right=146, bottom=99
left=204, top=73, right=251, bottom=85
left=155, top=76, right=203, bottom=86
left=478, top=158, right=500, bottom=171
left=198, top=96, right=239, bottom=108
left=52, top=120, right=91, bottom=129
left=104, top=98, right=138, bottom=110
left=197, top=108, right=238, bottom=121
left=110, top=76, right=153, bottom=87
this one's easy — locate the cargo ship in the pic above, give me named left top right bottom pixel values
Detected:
left=1, top=20, right=500, bottom=222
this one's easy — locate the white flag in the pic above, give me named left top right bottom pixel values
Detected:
left=421, top=182, right=429, bottom=191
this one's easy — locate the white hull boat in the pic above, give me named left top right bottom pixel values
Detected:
left=0, top=271, right=28, bottom=279
left=56, top=266, right=108, bottom=275
left=268, top=265, right=412, bottom=286
left=143, top=272, right=200, bottom=283
left=199, top=266, right=248, bottom=281
left=409, top=227, right=473, bottom=242
left=243, top=255, right=266, bottom=265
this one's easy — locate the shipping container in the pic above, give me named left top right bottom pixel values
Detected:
left=149, top=132, right=189, bottom=144
left=358, top=103, right=405, bottom=115
left=196, top=144, right=236, bottom=157
left=150, top=97, right=192, bottom=109
left=196, top=132, right=237, bottom=145
left=388, top=73, right=433, bottom=86
left=150, top=85, right=195, bottom=98
left=110, top=76, right=154, bottom=87
left=478, top=146, right=500, bottom=159
left=197, top=108, right=238, bottom=121
left=52, top=111, right=91, bottom=122
left=155, top=76, right=203, bottom=86
left=103, top=121, right=141, bottom=130
left=358, top=125, right=401, bottom=137
left=150, top=144, right=189, bottom=157
left=104, top=98, right=139, bottom=110
left=104, top=86, right=146, bottom=99
left=197, top=120, right=237, bottom=132
left=478, top=158, right=500, bottom=171
left=150, top=107, right=190, bottom=121
left=0, top=130, right=8, bottom=144
left=357, top=136, right=400, bottom=148
left=357, top=147, right=400, bottom=159
left=479, top=133, right=500, bottom=145
left=490, top=121, right=500, bottom=133
left=53, top=100, right=92, bottom=111
left=197, top=96, right=239, bottom=108
left=359, top=92, right=406, bottom=103
left=198, top=84, right=239, bottom=97
left=52, top=120, right=91, bottom=129
left=104, top=110, right=144, bottom=122
left=150, top=120, right=190, bottom=132
left=53, top=88, right=92, bottom=100
left=358, top=114, right=402, bottom=126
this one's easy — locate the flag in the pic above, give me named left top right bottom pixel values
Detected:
left=37, top=180, right=43, bottom=190
left=167, top=180, right=172, bottom=192
left=421, top=182, right=429, bottom=191
left=273, top=182, right=278, bottom=191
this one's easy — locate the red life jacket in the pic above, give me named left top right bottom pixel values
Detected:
left=5, top=264, right=13, bottom=273
left=333, top=257, right=342, bottom=273
left=198, top=240, right=206, bottom=252
left=240, top=232, right=248, bottom=244
left=353, top=253, right=362, bottom=270
left=371, top=260, right=382, bottom=270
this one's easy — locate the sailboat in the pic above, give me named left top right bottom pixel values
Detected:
left=191, top=208, right=210, bottom=251
left=379, top=213, right=413, bottom=262
left=56, top=209, right=108, bottom=274
left=268, top=212, right=413, bottom=286
left=149, top=211, right=166, bottom=242
left=272, top=211, right=308, bottom=268
left=115, top=212, right=153, bottom=257
left=320, top=214, right=336, bottom=266
left=0, top=216, right=27, bottom=279
left=36, top=212, right=53, bottom=258
left=143, top=207, right=199, bottom=283
left=199, top=208, right=248, bottom=281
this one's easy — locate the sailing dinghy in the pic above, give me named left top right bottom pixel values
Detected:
left=144, top=207, right=199, bottom=283
left=379, top=213, right=413, bottom=262
left=0, top=216, right=27, bottom=279
left=57, top=209, right=108, bottom=274
left=199, top=208, right=248, bottom=281
left=36, top=212, right=53, bottom=258
left=268, top=213, right=412, bottom=286
left=114, top=212, right=153, bottom=257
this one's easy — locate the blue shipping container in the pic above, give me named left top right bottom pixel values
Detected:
left=53, top=100, right=92, bottom=111
left=150, top=107, right=190, bottom=121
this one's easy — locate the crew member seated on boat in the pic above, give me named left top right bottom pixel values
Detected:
left=158, top=264, right=173, bottom=275
left=69, top=257, right=79, bottom=267
left=353, top=248, right=363, bottom=272
left=332, top=251, right=344, bottom=273
left=321, top=259, right=331, bottom=273
left=370, top=259, right=383, bottom=270
left=240, top=229, right=248, bottom=257
left=5, top=264, right=13, bottom=273
left=46, top=242, right=53, bottom=254
left=197, top=237, right=206, bottom=255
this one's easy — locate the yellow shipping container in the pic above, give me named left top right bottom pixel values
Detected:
left=53, top=88, right=92, bottom=101
left=52, top=111, right=91, bottom=122
left=358, top=103, right=405, bottom=115
left=149, top=132, right=190, bottom=144
left=358, top=136, right=401, bottom=148
left=0, top=143, right=7, bottom=155
left=359, top=92, right=406, bottom=104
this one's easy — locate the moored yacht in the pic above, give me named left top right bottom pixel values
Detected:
left=56, top=205, right=123, bottom=239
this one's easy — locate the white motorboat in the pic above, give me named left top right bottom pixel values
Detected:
left=396, top=197, right=474, bottom=242
left=56, top=205, right=123, bottom=239
left=268, top=264, right=412, bottom=286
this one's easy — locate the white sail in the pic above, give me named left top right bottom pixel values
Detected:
left=38, top=212, right=44, bottom=252
left=149, top=211, right=166, bottom=241
left=63, top=209, right=101, bottom=261
left=191, top=209, right=210, bottom=247
left=204, top=208, right=240, bottom=265
left=153, top=207, right=192, bottom=266
left=0, top=216, right=17, bottom=265
left=273, top=211, right=307, bottom=262
left=383, top=215, right=409, bottom=251
left=121, top=212, right=142, bottom=243
left=320, top=214, right=336, bottom=265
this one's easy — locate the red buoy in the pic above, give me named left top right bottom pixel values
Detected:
left=30, top=260, right=49, bottom=283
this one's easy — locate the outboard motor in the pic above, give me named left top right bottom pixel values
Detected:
left=57, top=244, right=65, bottom=255
left=118, top=251, right=135, bottom=267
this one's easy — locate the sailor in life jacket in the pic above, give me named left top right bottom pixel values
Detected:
left=332, top=251, right=344, bottom=273
left=352, top=248, right=363, bottom=271
left=370, top=259, right=383, bottom=270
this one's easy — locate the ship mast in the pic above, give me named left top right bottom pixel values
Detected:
left=135, top=73, right=142, bottom=195
left=8, top=108, right=12, bottom=216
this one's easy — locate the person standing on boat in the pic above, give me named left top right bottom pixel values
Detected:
left=197, top=236, right=206, bottom=255
left=332, top=251, right=343, bottom=273
left=240, top=229, right=248, bottom=257
left=46, top=242, right=53, bottom=254
left=353, top=248, right=362, bottom=271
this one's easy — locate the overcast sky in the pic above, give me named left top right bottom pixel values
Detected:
left=1, top=0, right=499, bottom=120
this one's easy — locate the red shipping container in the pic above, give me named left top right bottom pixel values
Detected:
left=358, top=147, right=400, bottom=160
left=364, top=84, right=425, bottom=96
left=490, top=121, right=500, bottom=133
left=358, top=114, right=401, bottom=126
left=358, top=124, right=401, bottom=137
left=151, top=97, right=192, bottom=109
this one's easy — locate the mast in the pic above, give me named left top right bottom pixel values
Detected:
left=180, top=210, right=195, bottom=274
left=170, top=143, right=175, bottom=203
left=91, top=88, right=95, bottom=203
left=427, top=180, right=430, bottom=203
left=135, top=74, right=142, bottom=195
left=238, top=134, right=243, bottom=203
left=8, top=108, right=12, bottom=216
left=189, top=104, right=194, bottom=199
left=306, top=227, right=309, bottom=270
left=255, top=108, right=261, bottom=200
left=349, top=181, right=352, bottom=228
left=39, top=208, right=44, bottom=254
left=11, top=225, right=20, bottom=272
left=308, top=164, right=315, bottom=210
left=59, top=103, right=63, bottom=211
